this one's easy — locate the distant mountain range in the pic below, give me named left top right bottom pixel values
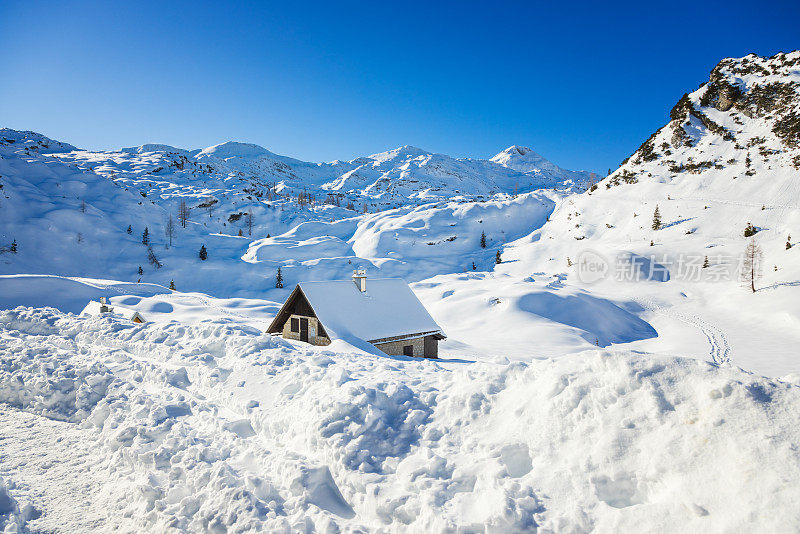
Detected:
left=0, top=129, right=596, bottom=204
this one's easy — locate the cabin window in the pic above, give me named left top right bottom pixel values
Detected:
left=290, top=318, right=299, bottom=332
left=403, top=345, right=413, bottom=357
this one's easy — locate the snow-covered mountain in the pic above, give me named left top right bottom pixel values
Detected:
left=490, top=50, right=800, bottom=375
left=491, top=144, right=596, bottom=188
left=47, top=136, right=592, bottom=207
left=1, top=51, right=800, bottom=533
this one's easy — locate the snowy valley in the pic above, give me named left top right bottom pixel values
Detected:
left=1, top=50, right=800, bottom=532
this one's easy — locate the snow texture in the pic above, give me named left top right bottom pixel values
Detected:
left=0, top=308, right=798, bottom=532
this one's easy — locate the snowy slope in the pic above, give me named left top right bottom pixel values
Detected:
left=481, top=51, right=800, bottom=376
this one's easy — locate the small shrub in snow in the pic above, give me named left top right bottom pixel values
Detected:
left=199, top=245, right=208, bottom=260
left=786, top=235, right=792, bottom=250
left=169, top=280, right=176, bottom=291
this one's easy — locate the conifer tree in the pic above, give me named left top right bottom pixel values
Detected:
left=169, top=280, right=176, bottom=290
left=652, top=205, right=661, bottom=230
left=703, top=256, right=709, bottom=268
left=480, top=231, right=487, bottom=248
left=238, top=229, right=243, bottom=236
left=142, top=227, right=150, bottom=245
left=471, top=261, right=476, bottom=270
left=744, top=222, right=757, bottom=237
left=275, top=267, right=283, bottom=288
left=10, top=239, right=17, bottom=253
left=138, top=265, right=143, bottom=275
left=567, top=257, right=573, bottom=267
left=199, top=245, right=207, bottom=260
left=495, top=250, right=502, bottom=264
left=127, top=225, right=132, bottom=234
left=787, top=235, right=792, bottom=250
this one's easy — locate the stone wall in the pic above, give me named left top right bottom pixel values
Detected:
left=373, top=335, right=436, bottom=358
left=281, top=314, right=331, bottom=346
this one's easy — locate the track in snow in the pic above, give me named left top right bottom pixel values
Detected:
left=636, top=298, right=731, bottom=366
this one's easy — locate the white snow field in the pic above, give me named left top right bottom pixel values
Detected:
left=1, top=50, right=800, bottom=531
left=1, top=308, right=799, bottom=532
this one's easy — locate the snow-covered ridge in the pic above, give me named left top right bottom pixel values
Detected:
left=0, top=128, right=78, bottom=153
left=41, top=133, right=593, bottom=203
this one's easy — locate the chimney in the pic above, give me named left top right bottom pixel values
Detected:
left=99, top=296, right=110, bottom=313
left=352, top=269, right=367, bottom=292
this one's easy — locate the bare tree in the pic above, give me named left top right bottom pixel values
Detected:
left=204, top=197, right=216, bottom=218
left=742, top=237, right=763, bottom=293
left=245, top=210, right=254, bottom=236
left=178, top=200, right=190, bottom=228
left=165, top=214, right=175, bottom=248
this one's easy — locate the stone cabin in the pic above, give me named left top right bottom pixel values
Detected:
left=267, top=270, right=446, bottom=358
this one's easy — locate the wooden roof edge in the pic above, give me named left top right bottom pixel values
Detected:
left=266, top=284, right=303, bottom=333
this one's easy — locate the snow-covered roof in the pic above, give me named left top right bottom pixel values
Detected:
left=269, top=278, right=445, bottom=343
left=80, top=300, right=145, bottom=322
left=80, top=300, right=110, bottom=316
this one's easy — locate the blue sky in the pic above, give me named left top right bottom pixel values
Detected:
left=1, top=1, right=798, bottom=172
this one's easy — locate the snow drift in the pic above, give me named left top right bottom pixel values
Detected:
left=1, top=308, right=798, bottom=532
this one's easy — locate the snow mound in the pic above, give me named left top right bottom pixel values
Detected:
left=0, top=308, right=798, bottom=531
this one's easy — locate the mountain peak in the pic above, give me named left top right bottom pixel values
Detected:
left=198, top=141, right=274, bottom=159
left=491, top=145, right=548, bottom=168
left=369, top=145, right=431, bottom=163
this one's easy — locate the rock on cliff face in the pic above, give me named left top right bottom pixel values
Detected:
left=604, top=51, right=800, bottom=188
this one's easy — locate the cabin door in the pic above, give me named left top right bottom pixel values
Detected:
left=299, top=318, right=309, bottom=342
